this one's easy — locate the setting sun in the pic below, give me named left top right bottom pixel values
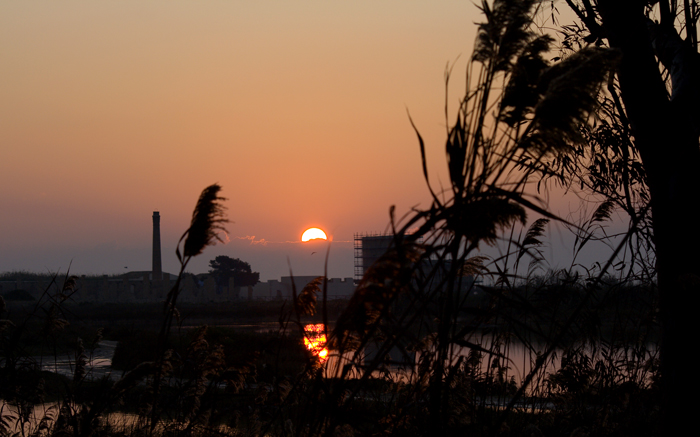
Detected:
left=301, top=228, right=327, bottom=242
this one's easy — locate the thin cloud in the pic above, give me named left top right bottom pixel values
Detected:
left=233, top=236, right=353, bottom=245
left=234, top=235, right=269, bottom=245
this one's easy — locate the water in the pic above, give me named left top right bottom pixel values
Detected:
left=0, top=324, right=658, bottom=432
left=310, top=327, right=658, bottom=397
left=28, top=326, right=657, bottom=394
left=36, top=340, right=118, bottom=381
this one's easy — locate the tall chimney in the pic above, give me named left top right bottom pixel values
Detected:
left=152, top=211, right=163, bottom=281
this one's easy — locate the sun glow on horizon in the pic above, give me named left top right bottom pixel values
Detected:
left=301, top=227, right=327, bottom=242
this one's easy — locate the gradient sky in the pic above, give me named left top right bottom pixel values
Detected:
left=2, top=1, right=598, bottom=281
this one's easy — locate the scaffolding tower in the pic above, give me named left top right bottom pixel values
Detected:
left=353, top=233, right=395, bottom=282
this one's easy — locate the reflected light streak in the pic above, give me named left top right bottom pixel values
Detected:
left=303, top=323, right=329, bottom=362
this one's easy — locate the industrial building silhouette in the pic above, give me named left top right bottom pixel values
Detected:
left=0, top=212, right=381, bottom=303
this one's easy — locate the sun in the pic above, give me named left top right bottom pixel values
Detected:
left=301, top=227, right=327, bottom=242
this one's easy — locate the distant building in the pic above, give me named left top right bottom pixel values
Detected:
left=251, top=276, right=355, bottom=300
left=352, top=232, right=477, bottom=301
left=354, top=233, right=395, bottom=281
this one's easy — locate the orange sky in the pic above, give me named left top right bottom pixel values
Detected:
left=1, top=1, right=595, bottom=280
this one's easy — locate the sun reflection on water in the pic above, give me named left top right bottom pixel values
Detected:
left=303, top=323, right=329, bottom=362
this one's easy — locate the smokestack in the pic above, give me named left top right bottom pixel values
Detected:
left=152, top=211, right=162, bottom=281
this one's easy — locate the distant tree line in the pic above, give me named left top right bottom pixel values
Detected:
left=207, top=255, right=260, bottom=288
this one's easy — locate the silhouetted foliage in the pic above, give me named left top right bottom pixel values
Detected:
left=178, top=184, right=228, bottom=261
left=539, top=1, right=700, bottom=430
left=207, top=255, right=260, bottom=287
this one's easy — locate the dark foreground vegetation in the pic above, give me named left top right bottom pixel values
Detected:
left=1, top=299, right=347, bottom=330
left=0, top=270, right=660, bottom=436
left=3, top=0, right=690, bottom=435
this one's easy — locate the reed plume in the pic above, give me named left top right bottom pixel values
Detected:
left=152, top=184, right=228, bottom=433
left=177, top=184, right=228, bottom=262
left=294, top=276, right=324, bottom=317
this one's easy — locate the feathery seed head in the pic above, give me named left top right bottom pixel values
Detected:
left=179, top=184, right=229, bottom=260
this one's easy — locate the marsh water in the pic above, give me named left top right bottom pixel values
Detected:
left=30, top=324, right=657, bottom=392
left=1, top=323, right=657, bottom=433
left=35, top=340, right=119, bottom=381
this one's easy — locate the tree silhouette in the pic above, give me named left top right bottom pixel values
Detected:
left=208, top=255, right=260, bottom=287
left=549, top=1, right=700, bottom=430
